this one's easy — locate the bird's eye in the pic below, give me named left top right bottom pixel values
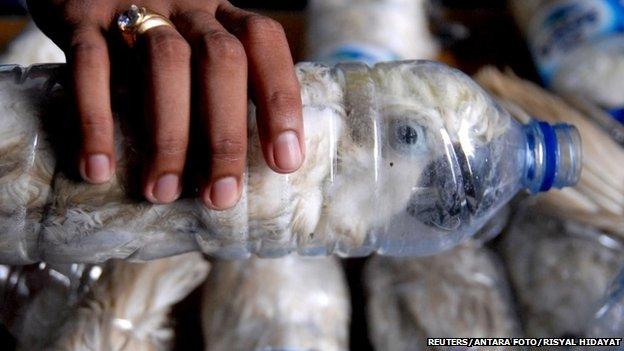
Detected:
left=397, top=125, right=419, bottom=144
left=389, top=118, right=426, bottom=154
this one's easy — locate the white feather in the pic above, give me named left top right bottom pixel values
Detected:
left=0, top=61, right=511, bottom=261
left=201, top=256, right=349, bottom=351
left=45, top=253, right=209, bottom=351
left=366, top=243, right=522, bottom=350
left=502, top=208, right=624, bottom=338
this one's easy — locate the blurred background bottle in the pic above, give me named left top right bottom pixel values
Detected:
left=510, top=0, right=624, bottom=128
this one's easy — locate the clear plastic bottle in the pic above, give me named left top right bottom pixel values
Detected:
left=502, top=206, right=624, bottom=338
left=0, top=61, right=582, bottom=262
left=306, top=0, right=438, bottom=64
left=587, top=266, right=624, bottom=342
left=202, top=256, right=349, bottom=351
left=0, top=254, right=208, bottom=350
left=365, top=243, right=522, bottom=351
left=510, top=0, right=624, bottom=124
left=0, top=262, right=101, bottom=348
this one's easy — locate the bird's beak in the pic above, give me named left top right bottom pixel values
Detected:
left=405, top=149, right=465, bottom=231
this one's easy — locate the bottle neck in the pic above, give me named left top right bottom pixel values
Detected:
left=522, top=120, right=582, bottom=193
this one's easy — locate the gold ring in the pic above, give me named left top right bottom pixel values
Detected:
left=117, top=4, right=174, bottom=47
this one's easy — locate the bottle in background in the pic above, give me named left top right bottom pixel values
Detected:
left=306, top=0, right=438, bottom=64
left=510, top=0, right=624, bottom=125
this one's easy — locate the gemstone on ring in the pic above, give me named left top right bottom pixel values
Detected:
left=116, top=4, right=173, bottom=47
left=117, top=4, right=142, bottom=31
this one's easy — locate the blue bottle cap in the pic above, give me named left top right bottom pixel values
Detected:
left=523, top=120, right=582, bottom=193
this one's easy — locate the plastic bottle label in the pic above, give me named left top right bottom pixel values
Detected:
left=609, top=107, right=624, bottom=123
left=319, top=43, right=399, bottom=66
left=528, top=0, right=624, bottom=85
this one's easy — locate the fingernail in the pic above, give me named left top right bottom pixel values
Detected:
left=85, top=154, right=111, bottom=183
left=208, top=177, right=239, bottom=209
left=152, top=174, right=180, bottom=203
left=273, top=131, right=302, bottom=172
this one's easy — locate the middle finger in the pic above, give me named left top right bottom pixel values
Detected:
left=137, top=25, right=191, bottom=204
left=176, top=11, right=248, bottom=210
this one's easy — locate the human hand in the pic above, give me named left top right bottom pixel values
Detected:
left=27, top=0, right=304, bottom=209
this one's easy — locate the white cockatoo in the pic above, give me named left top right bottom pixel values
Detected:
left=0, top=20, right=63, bottom=264
left=1, top=24, right=209, bottom=351
left=22, top=253, right=209, bottom=351
left=503, top=206, right=624, bottom=338
left=0, top=61, right=511, bottom=263
left=306, top=0, right=438, bottom=63
left=510, top=0, right=624, bottom=109
left=365, top=242, right=522, bottom=351
left=0, top=253, right=208, bottom=351
left=201, top=256, right=350, bottom=351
